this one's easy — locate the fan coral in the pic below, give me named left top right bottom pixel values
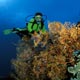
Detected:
left=11, top=22, right=80, bottom=80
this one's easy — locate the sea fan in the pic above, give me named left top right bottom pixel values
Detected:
left=12, top=22, right=80, bottom=80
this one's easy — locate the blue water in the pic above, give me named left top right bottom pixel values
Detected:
left=0, top=0, right=80, bottom=77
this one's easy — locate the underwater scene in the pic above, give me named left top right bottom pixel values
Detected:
left=0, top=0, right=80, bottom=80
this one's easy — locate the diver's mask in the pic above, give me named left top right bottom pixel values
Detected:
left=35, top=15, right=42, bottom=22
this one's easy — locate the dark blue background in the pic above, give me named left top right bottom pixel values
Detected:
left=0, top=0, right=80, bottom=77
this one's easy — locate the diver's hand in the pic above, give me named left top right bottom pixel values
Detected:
left=31, top=31, right=38, bottom=36
left=31, top=31, right=35, bottom=34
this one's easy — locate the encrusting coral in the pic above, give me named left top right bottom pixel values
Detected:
left=11, top=22, right=80, bottom=80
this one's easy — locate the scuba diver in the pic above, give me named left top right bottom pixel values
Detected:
left=3, top=12, right=47, bottom=39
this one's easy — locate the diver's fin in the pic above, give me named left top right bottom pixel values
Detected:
left=3, top=29, right=13, bottom=35
left=3, top=28, right=20, bottom=35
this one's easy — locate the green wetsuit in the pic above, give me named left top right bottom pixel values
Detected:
left=27, top=18, right=46, bottom=33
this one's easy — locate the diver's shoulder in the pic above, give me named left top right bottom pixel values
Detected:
left=29, top=18, right=35, bottom=22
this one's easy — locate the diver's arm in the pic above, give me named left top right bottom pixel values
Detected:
left=27, top=18, right=34, bottom=33
left=27, top=23, right=33, bottom=32
left=41, top=25, right=46, bottom=33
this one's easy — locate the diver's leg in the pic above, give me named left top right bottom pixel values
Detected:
left=16, top=30, right=32, bottom=38
left=24, top=30, right=32, bottom=38
left=16, top=31, right=24, bottom=38
left=12, top=28, right=32, bottom=38
left=12, top=28, right=24, bottom=38
left=12, top=28, right=20, bottom=32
